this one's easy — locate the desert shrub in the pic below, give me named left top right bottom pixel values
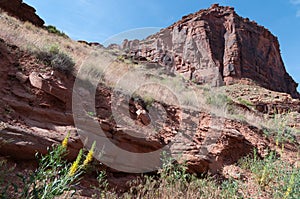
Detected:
left=24, top=21, right=35, bottom=30
left=45, top=25, right=69, bottom=38
left=206, top=93, right=233, bottom=108
left=117, top=55, right=126, bottom=62
left=263, top=114, right=297, bottom=144
left=239, top=150, right=300, bottom=199
left=237, top=97, right=253, bottom=107
left=142, top=95, right=155, bottom=109
left=181, top=90, right=199, bottom=107
left=35, top=45, right=75, bottom=74
left=118, top=154, right=242, bottom=199
left=1, top=134, right=96, bottom=199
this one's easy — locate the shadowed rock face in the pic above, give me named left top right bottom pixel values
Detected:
left=0, top=0, right=44, bottom=27
left=122, top=4, right=299, bottom=98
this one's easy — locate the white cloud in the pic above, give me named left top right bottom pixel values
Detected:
left=297, top=10, right=300, bottom=17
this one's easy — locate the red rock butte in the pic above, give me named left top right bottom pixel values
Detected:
left=122, top=4, right=299, bottom=98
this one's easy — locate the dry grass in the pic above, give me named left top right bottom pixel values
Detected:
left=1, top=9, right=299, bottom=199
left=87, top=151, right=299, bottom=199
left=0, top=10, right=96, bottom=73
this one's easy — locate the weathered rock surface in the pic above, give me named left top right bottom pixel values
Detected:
left=223, top=84, right=300, bottom=115
left=0, top=6, right=299, bottom=178
left=0, top=122, right=82, bottom=160
left=0, top=0, right=44, bottom=27
left=0, top=38, right=77, bottom=160
left=121, top=4, right=299, bottom=98
left=1, top=32, right=299, bottom=174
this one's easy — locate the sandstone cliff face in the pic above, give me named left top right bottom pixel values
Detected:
left=122, top=4, right=299, bottom=98
left=0, top=0, right=44, bottom=27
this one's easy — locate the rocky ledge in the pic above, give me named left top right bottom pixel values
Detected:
left=0, top=0, right=44, bottom=27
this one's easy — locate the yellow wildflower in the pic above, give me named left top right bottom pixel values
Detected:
left=62, top=131, right=71, bottom=148
left=83, top=141, right=96, bottom=167
left=284, top=174, right=295, bottom=199
left=69, top=149, right=83, bottom=176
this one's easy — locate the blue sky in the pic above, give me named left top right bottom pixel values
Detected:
left=24, top=0, right=300, bottom=90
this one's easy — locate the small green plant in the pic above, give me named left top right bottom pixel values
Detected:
left=239, top=149, right=300, bottom=198
left=263, top=114, right=297, bottom=144
left=283, top=168, right=299, bottom=199
left=206, top=93, right=233, bottom=109
left=120, top=153, right=244, bottom=199
left=45, top=25, right=69, bottom=38
left=117, top=55, right=125, bottom=62
left=237, top=98, right=253, bottom=107
left=123, top=153, right=192, bottom=198
left=92, top=171, right=109, bottom=198
left=142, top=95, right=155, bottom=109
left=160, top=153, right=190, bottom=184
left=87, top=111, right=96, bottom=117
left=220, top=179, right=241, bottom=199
left=131, top=93, right=155, bottom=110
left=35, top=45, right=75, bottom=74
left=239, top=150, right=277, bottom=187
left=49, top=45, right=60, bottom=54
left=1, top=133, right=96, bottom=199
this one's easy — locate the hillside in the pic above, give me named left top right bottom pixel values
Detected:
left=0, top=2, right=299, bottom=199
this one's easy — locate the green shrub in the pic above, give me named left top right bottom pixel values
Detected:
left=36, top=46, right=75, bottom=74
left=237, top=98, right=253, bottom=107
left=49, top=45, right=60, bottom=54
left=45, top=25, right=69, bottom=38
left=142, top=95, right=155, bottom=109
left=119, top=153, right=241, bottom=199
left=206, top=93, right=233, bottom=108
left=1, top=134, right=96, bottom=199
left=239, top=150, right=300, bottom=198
left=220, top=179, right=241, bottom=199
left=263, top=114, right=297, bottom=144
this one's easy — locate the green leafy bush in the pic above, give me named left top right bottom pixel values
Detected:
left=45, top=25, right=69, bottom=38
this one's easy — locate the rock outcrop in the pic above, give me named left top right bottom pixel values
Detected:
left=121, top=4, right=299, bottom=98
left=0, top=4, right=299, bottom=179
left=0, top=38, right=79, bottom=160
left=0, top=38, right=280, bottom=173
left=0, top=0, right=44, bottom=27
